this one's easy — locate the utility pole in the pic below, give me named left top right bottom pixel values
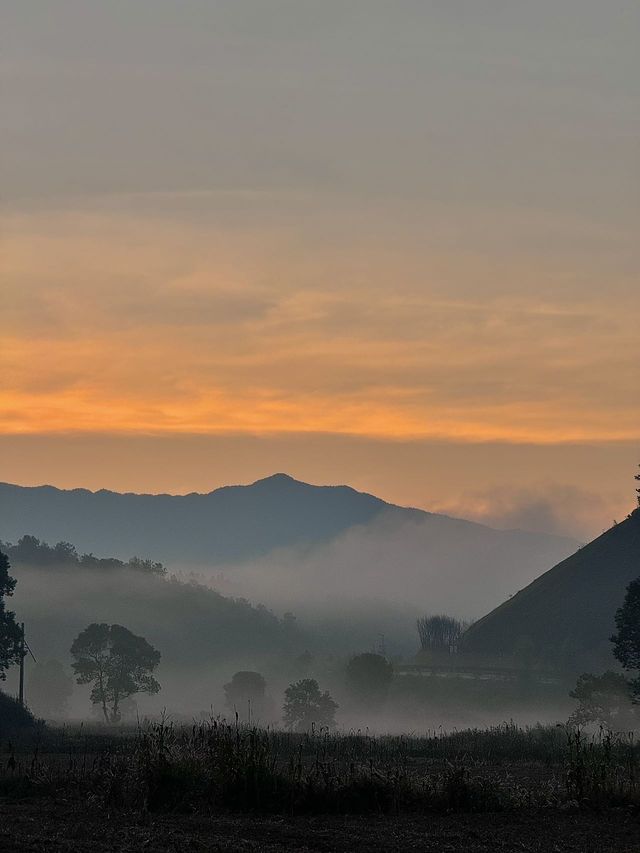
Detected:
left=17, top=623, right=36, bottom=708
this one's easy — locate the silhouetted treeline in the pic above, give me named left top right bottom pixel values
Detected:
left=0, top=535, right=166, bottom=575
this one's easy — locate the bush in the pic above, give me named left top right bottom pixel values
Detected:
left=0, top=690, right=37, bottom=735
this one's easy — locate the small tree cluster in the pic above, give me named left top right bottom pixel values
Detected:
left=417, top=614, right=467, bottom=654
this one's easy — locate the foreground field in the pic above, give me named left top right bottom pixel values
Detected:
left=1, top=721, right=639, bottom=851
left=1, top=802, right=639, bottom=852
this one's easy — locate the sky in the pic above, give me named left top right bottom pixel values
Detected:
left=2, top=1, right=639, bottom=539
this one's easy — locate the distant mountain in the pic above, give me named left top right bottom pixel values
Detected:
left=0, top=474, right=575, bottom=571
left=462, top=509, right=640, bottom=669
left=0, top=474, right=398, bottom=563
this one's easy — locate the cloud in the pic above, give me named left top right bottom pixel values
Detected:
left=431, top=485, right=625, bottom=541
left=2, top=206, right=639, bottom=443
left=186, top=510, right=577, bottom=628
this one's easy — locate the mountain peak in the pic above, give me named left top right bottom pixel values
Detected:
left=253, top=473, right=296, bottom=485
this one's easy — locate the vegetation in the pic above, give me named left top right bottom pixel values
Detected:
left=611, top=576, right=640, bottom=695
left=1, top=720, right=638, bottom=815
left=283, top=679, right=338, bottom=732
left=344, top=653, right=392, bottom=708
left=569, top=671, right=637, bottom=728
left=224, top=671, right=268, bottom=723
left=417, top=614, right=467, bottom=654
left=1, top=535, right=166, bottom=575
left=0, top=691, right=37, bottom=736
left=0, top=551, right=22, bottom=681
left=6, top=535, right=303, bottom=682
left=70, top=624, right=161, bottom=723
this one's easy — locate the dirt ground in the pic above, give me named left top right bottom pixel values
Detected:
left=1, top=801, right=639, bottom=853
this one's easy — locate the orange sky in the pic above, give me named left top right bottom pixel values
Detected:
left=3, top=208, right=639, bottom=446
left=2, top=3, right=639, bottom=538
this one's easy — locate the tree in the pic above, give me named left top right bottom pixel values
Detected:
left=611, top=577, right=640, bottom=696
left=224, top=670, right=267, bottom=722
left=283, top=678, right=338, bottom=732
left=416, top=614, right=467, bottom=654
left=27, top=660, right=74, bottom=719
left=345, top=653, right=393, bottom=708
left=569, top=671, right=637, bottom=729
left=0, top=551, right=22, bottom=680
left=70, top=623, right=161, bottom=723
left=635, top=463, right=640, bottom=507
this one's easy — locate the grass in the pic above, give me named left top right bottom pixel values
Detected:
left=1, top=719, right=638, bottom=815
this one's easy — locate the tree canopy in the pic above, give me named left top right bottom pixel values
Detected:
left=611, top=577, right=640, bottom=694
left=345, top=653, right=393, bottom=708
left=1, top=535, right=166, bottom=575
left=0, top=551, right=22, bottom=680
left=70, top=623, right=161, bottom=723
left=283, top=678, right=338, bottom=732
left=569, top=671, right=636, bottom=729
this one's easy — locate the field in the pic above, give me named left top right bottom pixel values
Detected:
left=1, top=720, right=639, bottom=851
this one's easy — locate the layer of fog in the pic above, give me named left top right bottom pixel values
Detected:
left=187, top=511, right=577, bottom=626
left=2, top=510, right=578, bottom=728
left=3, top=553, right=578, bottom=730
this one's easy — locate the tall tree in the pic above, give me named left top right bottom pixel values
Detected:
left=611, top=578, right=640, bottom=696
left=0, top=551, right=22, bottom=680
left=70, top=623, right=161, bottom=723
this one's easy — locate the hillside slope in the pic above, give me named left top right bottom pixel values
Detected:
left=462, top=509, right=640, bottom=668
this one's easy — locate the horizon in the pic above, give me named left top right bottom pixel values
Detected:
left=7, top=469, right=639, bottom=545
left=2, top=2, right=639, bottom=543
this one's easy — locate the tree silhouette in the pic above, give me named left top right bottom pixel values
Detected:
left=70, top=623, right=160, bottom=723
left=0, top=551, right=22, bottom=680
left=283, top=678, right=338, bottom=732
left=224, top=670, right=267, bottom=722
left=569, top=671, right=636, bottom=728
left=345, top=653, right=393, bottom=708
left=611, top=578, right=640, bottom=696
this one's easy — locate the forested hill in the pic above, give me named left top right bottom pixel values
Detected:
left=3, top=536, right=301, bottom=675
left=0, top=474, right=575, bottom=569
left=461, top=509, right=640, bottom=669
